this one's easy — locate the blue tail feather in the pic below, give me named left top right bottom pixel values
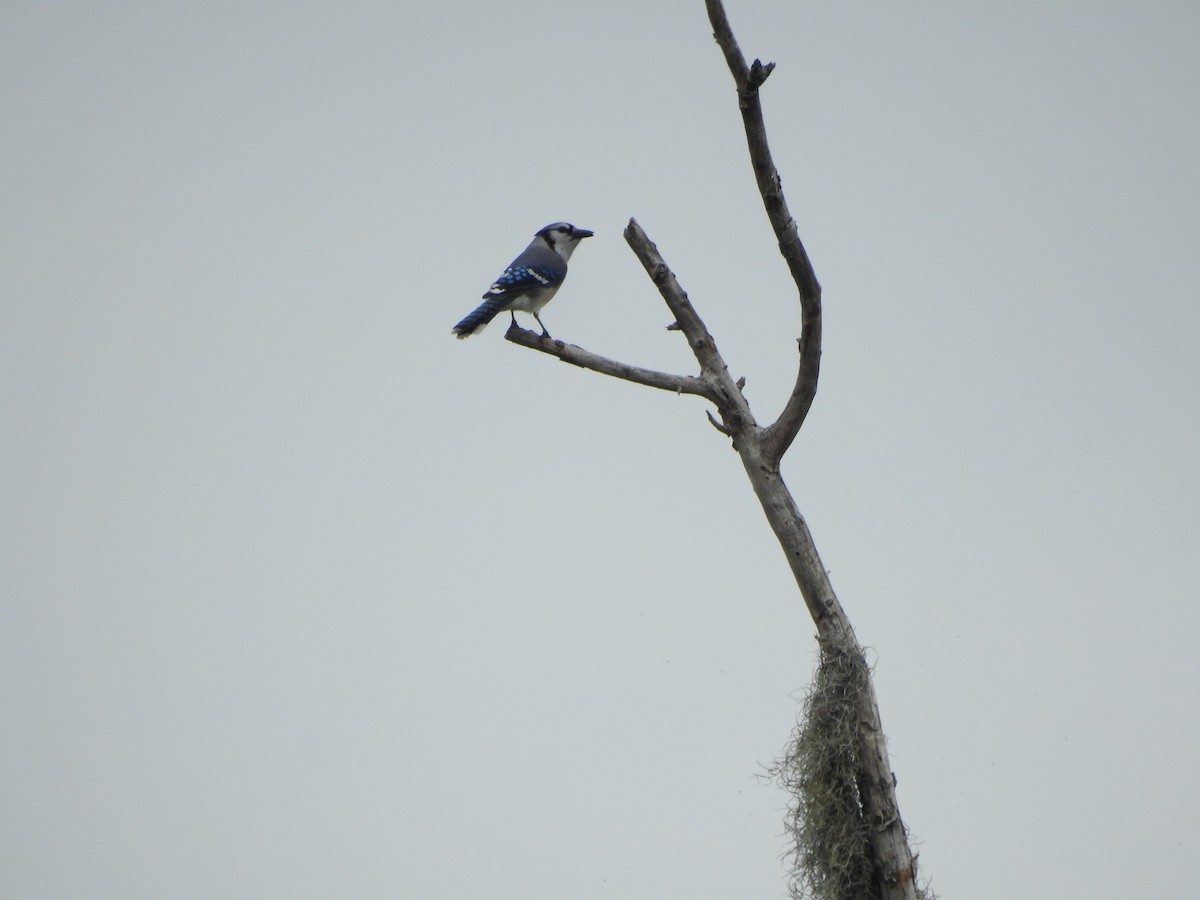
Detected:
left=452, top=298, right=507, bottom=339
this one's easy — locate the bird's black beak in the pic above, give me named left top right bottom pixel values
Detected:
left=575, top=228, right=594, bottom=239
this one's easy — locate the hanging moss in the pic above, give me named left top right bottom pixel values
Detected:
left=767, top=640, right=935, bottom=900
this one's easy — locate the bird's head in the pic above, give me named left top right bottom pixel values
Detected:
left=536, top=222, right=594, bottom=261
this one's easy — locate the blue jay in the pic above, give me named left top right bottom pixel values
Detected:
left=452, top=222, right=593, bottom=339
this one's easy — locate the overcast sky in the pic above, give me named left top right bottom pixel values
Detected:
left=3, top=2, right=1199, bottom=898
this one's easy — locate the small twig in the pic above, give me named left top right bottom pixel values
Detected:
left=706, top=410, right=733, bottom=436
left=748, top=58, right=775, bottom=88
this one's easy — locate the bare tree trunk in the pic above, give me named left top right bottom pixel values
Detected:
left=737, top=445, right=920, bottom=900
left=503, top=3, right=927, bottom=898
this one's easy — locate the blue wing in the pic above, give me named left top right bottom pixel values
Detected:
left=483, top=264, right=560, bottom=300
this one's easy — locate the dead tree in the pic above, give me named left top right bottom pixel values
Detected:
left=504, top=3, right=929, bottom=898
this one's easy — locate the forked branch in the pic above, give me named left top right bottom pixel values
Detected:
left=508, top=3, right=826, bottom=464
left=705, top=0, right=823, bottom=462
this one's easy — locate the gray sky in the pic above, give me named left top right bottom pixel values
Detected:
left=3, top=1, right=1198, bottom=897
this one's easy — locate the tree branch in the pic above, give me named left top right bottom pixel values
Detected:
left=621, top=219, right=725, bottom=380
left=705, top=0, right=822, bottom=464
left=503, top=320, right=720, bottom=403
left=622, top=218, right=759, bottom=440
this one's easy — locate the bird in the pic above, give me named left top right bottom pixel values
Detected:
left=452, top=222, right=593, bottom=339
